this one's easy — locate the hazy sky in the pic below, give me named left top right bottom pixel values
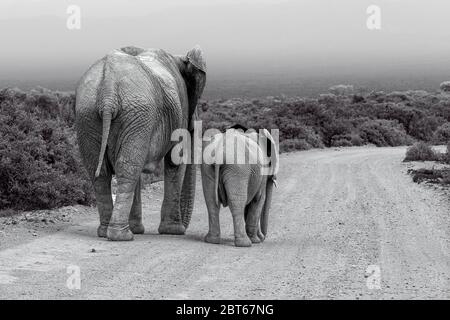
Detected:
left=1, top=0, right=450, bottom=97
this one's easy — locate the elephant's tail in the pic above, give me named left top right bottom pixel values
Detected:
left=94, top=108, right=112, bottom=178
left=94, top=58, right=117, bottom=179
left=214, top=164, right=220, bottom=207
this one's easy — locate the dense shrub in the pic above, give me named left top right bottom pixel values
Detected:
left=409, top=116, right=445, bottom=142
left=440, top=81, right=450, bottom=93
left=443, top=171, right=450, bottom=184
left=331, top=133, right=363, bottom=147
left=200, top=86, right=450, bottom=150
left=433, top=123, right=450, bottom=144
left=0, top=88, right=93, bottom=211
left=403, top=142, right=438, bottom=162
left=359, top=120, right=413, bottom=146
left=408, top=168, right=450, bottom=184
left=445, top=142, right=450, bottom=164
left=407, top=141, right=450, bottom=186
left=329, top=85, right=354, bottom=96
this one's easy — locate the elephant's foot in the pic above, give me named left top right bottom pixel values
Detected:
left=246, top=227, right=263, bottom=243
left=158, top=221, right=186, bottom=235
left=107, top=225, right=134, bottom=241
left=97, top=225, right=108, bottom=238
left=204, top=233, right=221, bottom=244
left=249, top=234, right=261, bottom=244
left=235, top=236, right=252, bottom=247
left=257, top=230, right=265, bottom=242
left=129, top=222, right=145, bottom=234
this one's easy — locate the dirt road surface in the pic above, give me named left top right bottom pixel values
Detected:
left=1, top=146, right=449, bottom=299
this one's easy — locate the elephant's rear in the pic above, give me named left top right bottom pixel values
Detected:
left=75, top=54, right=122, bottom=178
left=75, top=52, right=162, bottom=179
left=75, top=58, right=107, bottom=180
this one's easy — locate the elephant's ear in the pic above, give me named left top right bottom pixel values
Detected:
left=186, top=45, right=207, bottom=73
left=180, top=46, right=206, bottom=130
left=259, top=129, right=279, bottom=179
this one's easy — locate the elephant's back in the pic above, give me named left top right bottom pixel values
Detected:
left=208, top=131, right=266, bottom=165
left=75, top=58, right=105, bottom=115
left=134, top=49, right=183, bottom=105
left=76, top=48, right=182, bottom=107
left=75, top=48, right=185, bottom=148
left=107, top=49, right=182, bottom=110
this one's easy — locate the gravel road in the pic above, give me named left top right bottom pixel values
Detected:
left=1, top=146, right=449, bottom=299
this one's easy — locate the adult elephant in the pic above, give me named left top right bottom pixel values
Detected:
left=75, top=45, right=206, bottom=241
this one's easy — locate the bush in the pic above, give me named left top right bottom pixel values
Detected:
left=440, top=81, right=450, bottom=93
left=408, top=168, right=450, bottom=185
left=359, top=120, right=413, bottom=146
left=386, top=91, right=409, bottom=103
left=329, top=84, right=354, bottom=96
left=199, top=89, right=450, bottom=153
left=331, top=133, right=363, bottom=147
left=0, top=88, right=93, bottom=211
left=443, top=170, right=450, bottom=184
left=403, top=142, right=438, bottom=162
left=409, top=116, right=444, bottom=142
left=444, top=141, right=450, bottom=164
left=433, top=123, right=450, bottom=144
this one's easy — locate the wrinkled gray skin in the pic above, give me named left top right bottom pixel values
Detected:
left=75, top=46, right=206, bottom=241
left=201, top=128, right=278, bottom=247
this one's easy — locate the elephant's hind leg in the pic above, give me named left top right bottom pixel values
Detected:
left=227, top=188, right=252, bottom=247
left=94, top=175, right=113, bottom=238
left=107, top=129, right=150, bottom=241
left=221, top=166, right=256, bottom=247
left=204, top=203, right=221, bottom=244
left=78, top=120, right=113, bottom=238
left=76, top=112, right=112, bottom=237
left=230, top=204, right=252, bottom=247
left=201, top=165, right=221, bottom=244
left=245, top=190, right=266, bottom=243
left=129, top=176, right=145, bottom=234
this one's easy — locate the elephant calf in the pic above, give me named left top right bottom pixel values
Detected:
left=201, top=126, right=278, bottom=247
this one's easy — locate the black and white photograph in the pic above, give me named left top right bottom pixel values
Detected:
left=0, top=0, right=449, bottom=306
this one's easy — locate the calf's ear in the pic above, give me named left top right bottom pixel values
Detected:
left=259, top=129, right=279, bottom=178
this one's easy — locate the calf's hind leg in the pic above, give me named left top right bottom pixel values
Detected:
left=228, top=197, right=252, bottom=247
left=245, top=190, right=266, bottom=243
left=226, top=182, right=252, bottom=247
left=230, top=203, right=252, bottom=247
left=202, top=165, right=221, bottom=244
